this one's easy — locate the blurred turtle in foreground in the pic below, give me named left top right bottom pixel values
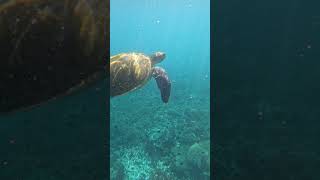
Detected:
left=110, top=52, right=171, bottom=103
left=0, top=0, right=108, bottom=113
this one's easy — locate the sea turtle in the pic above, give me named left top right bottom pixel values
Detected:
left=0, top=0, right=107, bottom=113
left=110, top=52, right=171, bottom=103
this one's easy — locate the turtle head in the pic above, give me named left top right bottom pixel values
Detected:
left=151, top=52, right=166, bottom=64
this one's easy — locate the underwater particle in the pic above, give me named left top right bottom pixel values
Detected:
left=65, top=120, right=75, bottom=128
left=47, top=65, right=53, bottom=71
left=80, top=105, right=87, bottom=113
left=155, top=19, right=160, bottom=24
left=31, top=18, right=37, bottom=24
left=32, top=75, right=37, bottom=81
left=9, top=139, right=16, bottom=144
left=3, top=161, right=7, bottom=166
left=8, top=74, right=14, bottom=79
left=185, top=0, right=193, bottom=8
left=307, top=44, right=312, bottom=49
left=257, top=111, right=263, bottom=120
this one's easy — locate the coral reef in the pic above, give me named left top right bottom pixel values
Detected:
left=116, top=145, right=153, bottom=180
left=187, top=140, right=210, bottom=169
left=110, top=80, right=210, bottom=180
left=187, top=140, right=210, bottom=177
left=150, top=160, right=177, bottom=180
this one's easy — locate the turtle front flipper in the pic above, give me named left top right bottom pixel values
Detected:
left=152, top=67, right=171, bottom=103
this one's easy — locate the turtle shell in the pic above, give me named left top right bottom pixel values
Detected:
left=0, top=0, right=108, bottom=112
left=110, top=53, right=153, bottom=97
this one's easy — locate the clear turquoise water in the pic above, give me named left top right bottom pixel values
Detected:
left=110, top=0, right=210, bottom=179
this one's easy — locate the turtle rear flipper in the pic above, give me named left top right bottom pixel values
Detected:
left=152, top=67, right=171, bottom=103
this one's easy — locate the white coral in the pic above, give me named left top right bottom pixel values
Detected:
left=118, top=145, right=153, bottom=180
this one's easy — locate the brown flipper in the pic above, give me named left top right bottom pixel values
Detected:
left=152, top=67, right=171, bottom=103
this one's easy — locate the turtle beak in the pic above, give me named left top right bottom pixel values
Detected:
left=154, top=52, right=166, bottom=63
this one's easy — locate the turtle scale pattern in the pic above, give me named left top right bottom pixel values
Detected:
left=110, top=53, right=154, bottom=97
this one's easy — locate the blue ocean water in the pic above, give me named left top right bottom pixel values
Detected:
left=110, top=0, right=210, bottom=179
left=0, top=80, right=107, bottom=179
